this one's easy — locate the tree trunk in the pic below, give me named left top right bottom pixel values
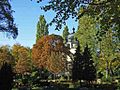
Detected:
left=106, top=60, right=109, bottom=79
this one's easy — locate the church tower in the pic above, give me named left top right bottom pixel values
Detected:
left=64, top=28, right=79, bottom=79
left=65, top=27, right=79, bottom=61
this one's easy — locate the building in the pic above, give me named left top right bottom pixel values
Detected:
left=64, top=28, right=79, bottom=79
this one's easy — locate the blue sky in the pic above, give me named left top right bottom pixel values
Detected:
left=0, top=0, right=78, bottom=48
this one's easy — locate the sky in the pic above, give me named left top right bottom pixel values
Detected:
left=0, top=0, right=78, bottom=48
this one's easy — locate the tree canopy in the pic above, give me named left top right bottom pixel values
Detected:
left=12, top=44, right=31, bottom=74
left=34, top=0, right=120, bottom=39
left=32, top=34, right=69, bottom=73
left=0, top=45, right=14, bottom=69
left=75, top=15, right=97, bottom=52
left=47, top=51, right=66, bottom=74
left=0, top=0, right=18, bottom=38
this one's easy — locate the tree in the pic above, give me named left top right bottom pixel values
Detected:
left=62, top=25, right=69, bottom=41
left=75, top=15, right=98, bottom=74
left=98, top=29, right=120, bottom=79
left=0, top=45, right=14, bottom=69
left=72, top=44, right=96, bottom=83
left=36, top=15, right=49, bottom=42
left=0, top=45, right=14, bottom=90
left=12, top=44, right=31, bottom=74
left=75, top=14, right=120, bottom=80
left=0, top=63, right=14, bottom=90
left=82, top=45, right=96, bottom=82
left=32, top=34, right=69, bottom=73
left=11, top=44, right=32, bottom=87
left=33, top=0, right=91, bottom=30
left=47, top=51, right=66, bottom=74
left=75, top=15, right=97, bottom=52
left=12, top=44, right=21, bottom=61
left=72, top=44, right=83, bottom=82
left=0, top=0, right=18, bottom=38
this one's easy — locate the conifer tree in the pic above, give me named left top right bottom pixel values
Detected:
left=82, top=45, right=96, bottom=82
left=72, top=44, right=83, bottom=82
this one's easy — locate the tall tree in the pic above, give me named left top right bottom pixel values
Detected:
left=75, top=15, right=98, bottom=66
left=62, top=25, right=69, bottom=41
left=0, top=0, right=18, bottom=38
left=75, top=15, right=97, bottom=52
left=98, top=29, right=120, bottom=79
left=36, top=15, right=49, bottom=42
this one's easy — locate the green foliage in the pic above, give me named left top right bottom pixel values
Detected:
left=75, top=14, right=120, bottom=80
left=62, top=26, right=69, bottom=41
left=75, top=15, right=98, bottom=71
left=98, top=29, right=120, bottom=79
left=75, top=15, right=97, bottom=52
left=34, top=0, right=120, bottom=40
left=34, top=0, right=91, bottom=30
left=87, top=0, right=120, bottom=40
left=0, top=0, right=18, bottom=38
left=36, top=15, right=49, bottom=42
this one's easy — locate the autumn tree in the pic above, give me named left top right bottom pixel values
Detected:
left=47, top=51, right=66, bottom=74
left=12, top=44, right=21, bottom=61
left=36, top=15, right=49, bottom=42
left=12, top=44, right=31, bottom=74
left=0, top=45, right=14, bottom=68
left=0, top=0, right=18, bottom=38
left=62, top=25, right=69, bottom=42
left=32, top=34, right=69, bottom=73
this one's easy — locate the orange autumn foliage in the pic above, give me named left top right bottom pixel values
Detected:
left=12, top=44, right=31, bottom=74
left=32, top=34, right=69, bottom=73
left=47, top=51, right=67, bottom=74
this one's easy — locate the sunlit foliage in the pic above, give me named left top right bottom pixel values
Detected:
left=32, top=34, right=69, bottom=73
